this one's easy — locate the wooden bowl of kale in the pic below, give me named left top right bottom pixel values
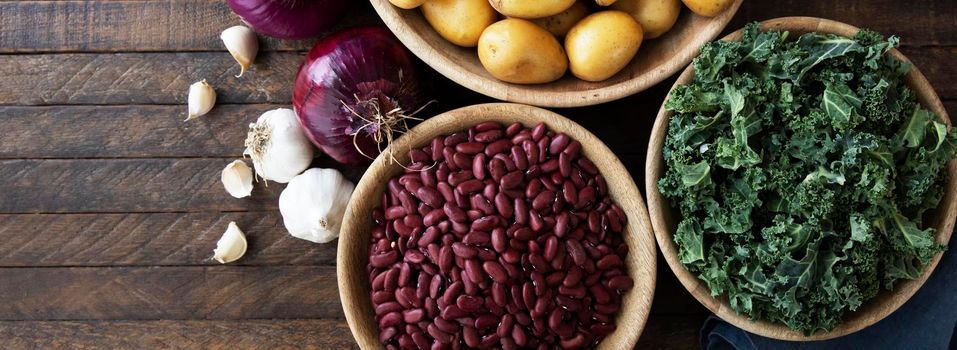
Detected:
left=645, top=17, right=957, bottom=340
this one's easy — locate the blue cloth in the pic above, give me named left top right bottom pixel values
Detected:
left=701, top=228, right=957, bottom=350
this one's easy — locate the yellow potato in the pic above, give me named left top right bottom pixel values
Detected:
left=529, top=1, right=590, bottom=37
left=681, top=0, right=733, bottom=17
left=489, top=0, right=577, bottom=19
left=565, top=11, right=643, bottom=82
left=389, top=0, right=426, bottom=9
left=611, top=0, right=681, bottom=39
left=478, top=19, right=568, bottom=84
left=422, top=0, right=497, bottom=47
left=595, top=0, right=618, bottom=5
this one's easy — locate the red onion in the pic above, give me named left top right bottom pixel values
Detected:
left=293, top=27, right=429, bottom=165
left=227, top=0, right=349, bottom=40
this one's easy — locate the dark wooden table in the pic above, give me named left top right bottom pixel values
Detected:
left=0, top=1, right=953, bottom=348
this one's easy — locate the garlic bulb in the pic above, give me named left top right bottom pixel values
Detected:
left=244, top=108, right=314, bottom=183
left=221, top=25, right=258, bottom=77
left=213, top=221, right=247, bottom=264
left=279, top=168, right=355, bottom=243
left=221, top=160, right=254, bottom=198
left=185, top=79, right=216, bottom=121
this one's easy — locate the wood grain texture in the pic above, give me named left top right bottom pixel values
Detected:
left=0, top=212, right=335, bottom=267
left=738, top=0, right=957, bottom=45
left=338, top=104, right=658, bottom=349
left=2, top=48, right=953, bottom=108
left=0, top=158, right=365, bottom=213
left=0, top=316, right=702, bottom=349
left=0, top=158, right=280, bottom=213
left=0, top=1, right=380, bottom=53
left=0, top=105, right=276, bottom=159
left=369, top=0, right=742, bottom=107
left=0, top=266, right=342, bottom=320
left=0, top=52, right=300, bottom=106
left=0, top=319, right=358, bottom=349
left=645, top=18, right=957, bottom=341
left=0, top=99, right=670, bottom=159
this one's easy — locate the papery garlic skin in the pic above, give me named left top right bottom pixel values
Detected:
left=221, top=160, right=254, bottom=198
left=186, top=80, right=216, bottom=121
left=221, top=25, right=258, bottom=77
left=244, top=108, right=314, bottom=183
left=279, top=168, right=355, bottom=243
left=214, top=221, right=248, bottom=263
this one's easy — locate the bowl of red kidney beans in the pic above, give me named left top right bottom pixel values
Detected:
left=338, top=103, right=658, bottom=349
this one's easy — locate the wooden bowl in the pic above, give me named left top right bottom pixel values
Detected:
left=645, top=17, right=957, bottom=341
left=339, top=103, right=658, bottom=349
left=369, top=1, right=742, bottom=108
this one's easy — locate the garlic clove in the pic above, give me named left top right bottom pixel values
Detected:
left=221, top=160, right=254, bottom=198
left=221, top=25, right=259, bottom=78
left=185, top=79, right=216, bottom=121
left=213, top=221, right=248, bottom=264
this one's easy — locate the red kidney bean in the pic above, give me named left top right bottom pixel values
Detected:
left=494, top=193, right=513, bottom=218
left=444, top=132, right=467, bottom=146
left=559, top=152, right=572, bottom=178
left=531, top=190, right=554, bottom=211
left=576, top=186, right=595, bottom=209
left=471, top=153, right=487, bottom=180
left=451, top=152, right=471, bottom=172
left=540, top=158, right=559, bottom=174
left=511, top=146, right=528, bottom=170
left=485, top=139, right=511, bottom=156
left=475, top=121, right=500, bottom=132
left=463, top=231, right=490, bottom=246
left=437, top=182, right=454, bottom=203
left=577, top=157, right=598, bottom=175
left=475, top=129, right=503, bottom=143
left=528, top=210, right=544, bottom=232
left=451, top=242, right=477, bottom=258
left=607, top=275, right=634, bottom=291
left=513, top=198, right=529, bottom=225
left=470, top=195, right=494, bottom=216
left=548, top=134, right=569, bottom=155
left=500, top=171, right=523, bottom=189
left=456, top=179, right=483, bottom=194
left=483, top=261, right=508, bottom=283
left=531, top=123, right=546, bottom=140
left=505, top=122, right=522, bottom=137
left=464, top=259, right=483, bottom=284
left=455, top=142, right=484, bottom=155
left=443, top=203, right=467, bottom=223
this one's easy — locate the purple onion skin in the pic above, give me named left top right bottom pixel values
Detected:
left=293, top=27, right=427, bottom=166
left=227, top=0, right=349, bottom=40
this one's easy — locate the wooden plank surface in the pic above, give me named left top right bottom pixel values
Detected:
left=0, top=157, right=367, bottom=213
left=0, top=266, right=342, bottom=320
left=0, top=319, right=358, bottom=350
left=738, top=0, right=957, bottom=46
left=0, top=213, right=335, bottom=267
left=0, top=265, right=702, bottom=321
left=0, top=316, right=701, bottom=349
left=1, top=1, right=953, bottom=53
left=0, top=52, right=301, bottom=106
left=0, top=1, right=380, bottom=53
left=1, top=48, right=953, bottom=107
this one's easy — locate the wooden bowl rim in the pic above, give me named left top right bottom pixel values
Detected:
left=369, top=0, right=742, bottom=108
left=338, top=103, right=659, bottom=349
left=644, top=16, right=957, bottom=341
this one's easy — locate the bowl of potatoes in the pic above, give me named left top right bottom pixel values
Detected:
left=371, top=0, right=742, bottom=107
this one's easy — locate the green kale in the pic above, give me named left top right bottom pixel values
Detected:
left=658, top=23, right=956, bottom=334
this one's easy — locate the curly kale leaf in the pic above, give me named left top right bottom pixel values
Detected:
left=659, top=23, right=955, bottom=334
